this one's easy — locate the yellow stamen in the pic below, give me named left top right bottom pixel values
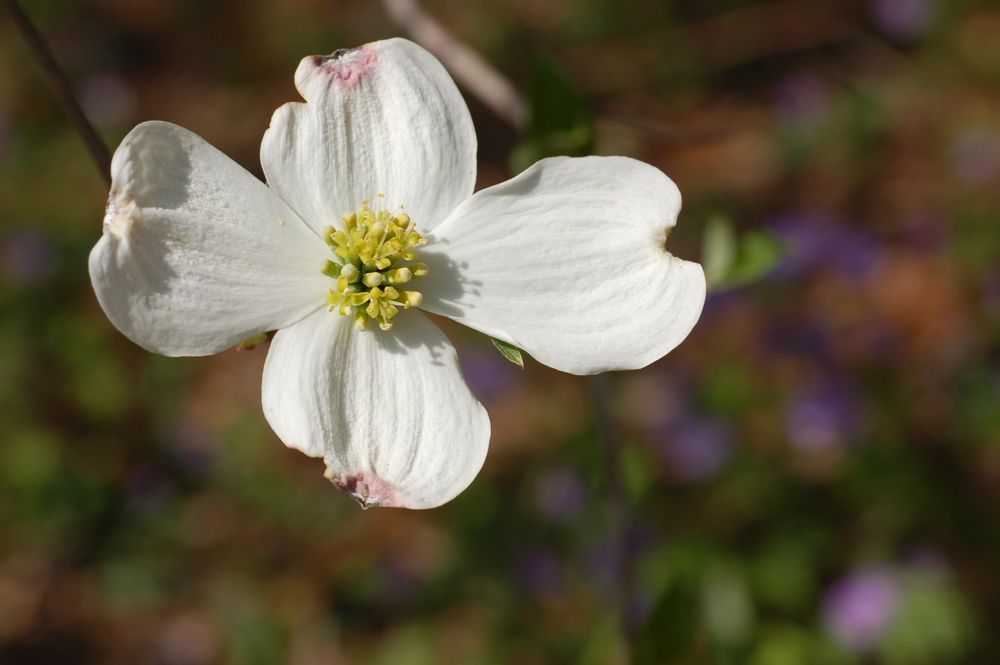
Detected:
left=321, top=198, right=428, bottom=331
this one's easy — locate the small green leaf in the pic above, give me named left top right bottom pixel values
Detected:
left=702, top=216, right=785, bottom=290
left=237, top=332, right=269, bottom=351
left=726, top=231, right=785, bottom=287
left=490, top=338, right=524, bottom=368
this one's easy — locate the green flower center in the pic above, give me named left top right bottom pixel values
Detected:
left=321, top=196, right=427, bottom=331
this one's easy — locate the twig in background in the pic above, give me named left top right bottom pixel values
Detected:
left=597, top=106, right=744, bottom=145
left=382, top=0, right=528, bottom=130
left=679, top=0, right=857, bottom=74
left=591, top=372, right=639, bottom=656
left=3, top=0, right=112, bottom=186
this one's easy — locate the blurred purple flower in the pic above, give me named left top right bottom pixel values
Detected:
left=785, top=380, right=860, bottom=454
left=774, top=71, right=830, bottom=129
left=703, top=287, right=744, bottom=316
left=533, top=466, right=586, bottom=522
left=126, top=464, right=175, bottom=514
left=514, top=549, right=565, bottom=599
left=2, top=230, right=57, bottom=286
left=871, top=0, right=934, bottom=42
left=770, top=213, right=880, bottom=279
left=822, top=566, right=901, bottom=653
left=377, top=553, right=425, bottom=605
left=763, top=319, right=832, bottom=360
left=949, top=129, right=1000, bottom=185
left=583, top=527, right=654, bottom=609
left=79, top=73, right=137, bottom=129
left=460, top=347, right=523, bottom=403
left=658, top=418, right=732, bottom=482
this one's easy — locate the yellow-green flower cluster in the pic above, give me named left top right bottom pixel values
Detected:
left=322, top=198, right=428, bottom=331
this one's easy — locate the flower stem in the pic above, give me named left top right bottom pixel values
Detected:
left=4, top=0, right=112, bottom=186
left=590, top=373, right=638, bottom=658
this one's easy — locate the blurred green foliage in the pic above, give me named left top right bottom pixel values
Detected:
left=2, top=0, right=999, bottom=664
left=510, top=55, right=593, bottom=174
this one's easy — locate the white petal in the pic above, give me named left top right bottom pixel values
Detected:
left=261, top=309, right=489, bottom=509
left=260, top=38, right=477, bottom=235
left=88, top=121, right=331, bottom=356
left=421, top=156, right=706, bottom=375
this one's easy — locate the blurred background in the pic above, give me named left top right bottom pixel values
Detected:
left=1, top=0, right=999, bottom=663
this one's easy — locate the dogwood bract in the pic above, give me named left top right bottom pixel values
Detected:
left=89, top=38, right=705, bottom=509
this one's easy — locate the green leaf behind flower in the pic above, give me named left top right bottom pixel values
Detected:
left=703, top=215, right=785, bottom=290
left=490, top=338, right=524, bottom=368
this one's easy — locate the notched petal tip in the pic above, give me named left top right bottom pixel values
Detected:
left=324, top=467, right=400, bottom=510
left=102, top=189, right=136, bottom=238
left=661, top=225, right=673, bottom=253
left=299, top=45, right=378, bottom=93
left=318, top=48, right=356, bottom=62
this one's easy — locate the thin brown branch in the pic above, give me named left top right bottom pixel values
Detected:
left=597, top=107, right=745, bottom=145
left=590, top=373, right=639, bottom=656
left=382, top=0, right=528, bottom=130
left=4, top=0, right=112, bottom=185
left=680, top=0, right=858, bottom=74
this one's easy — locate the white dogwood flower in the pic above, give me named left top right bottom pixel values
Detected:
left=89, top=38, right=705, bottom=509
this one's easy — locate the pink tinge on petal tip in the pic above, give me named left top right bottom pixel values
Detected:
left=309, top=47, right=377, bottom=89
left=324, top=468, right=399, bottom=509
left=102, top=193, right=119, bottom=230
left=102, top=189, right=136, bottom=237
